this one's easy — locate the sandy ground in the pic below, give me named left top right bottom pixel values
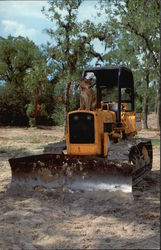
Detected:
left=0, top=113, right=160, bottom=249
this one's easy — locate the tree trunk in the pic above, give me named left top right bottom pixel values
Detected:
left=143, top=72, right=149, bottom=129
left=66, top=81, right=71, bottom=114
left=143, top=96, right=148, bottom=129
left=156, top=83, right=161, bottom=130
left=34, top=88, right=39, bottom=126
left=64, top=81, right=71, bottom=135
left=158, top=3, right=161, bottom=130
left=154, top=98, right=157, bottom=113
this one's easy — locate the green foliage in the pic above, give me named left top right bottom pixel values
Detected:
left=0, top=35, right=56, bottom=127
left=0, top=1, right=159, bottom=129
left=99, top=0, right=160, bottom=127
left=0, top=35, right=39, bottom=85
left=26, top=103, right=34, bottom=118
left=24, top=60, right=48, bottom=96
left=42, top=0, right=104, bottom=116
left=148, top=84, right=158, bottom=112
left=0, top=36, right=47, bottom=126
left=51, top=103, right=65, bottom=126
left=26, top=103, right=35, bottom=127
left=0, top=84, right=29, bottom=125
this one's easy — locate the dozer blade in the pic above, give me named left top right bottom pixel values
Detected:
left=9, top=154, right=133, bottom=194
left=8, top=139, right=152, bottom=195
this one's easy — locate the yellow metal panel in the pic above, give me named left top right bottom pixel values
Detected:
left=67, top=109, right=117, bottom=155
left=67, top=144, right=99, bottom=155
left=121, top=111, right=136, bottom=134
left=67, top=110, right=101, bottom=155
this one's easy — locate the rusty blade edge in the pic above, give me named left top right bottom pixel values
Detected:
left=9, top=153, right=133, bottom=179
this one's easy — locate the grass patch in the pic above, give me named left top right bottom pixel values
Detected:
left=8, top=133, right=59, bottom=144
left=0, top=146, right=31, bottom=158
left=28, top=136, right=41, bottom=143
left=151, top=138, right=160, bottom=147
left=10, top=135, right=26, bottom=142
left=10, top=135, right=41, bottom=143
left=35, top=144, right=46, bottom=150
left=134, top=136, right=160, bottom=147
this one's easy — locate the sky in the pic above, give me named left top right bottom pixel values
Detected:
left=0, top=0, right=106, bottom=55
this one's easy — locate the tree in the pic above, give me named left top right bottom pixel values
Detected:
left=25, top=65, right=46, bottom=126
left=99, top=0, right=160, bottom=129
left=42, top=0, right=104, bottom=130
left=0, top=35, right=52, bottom=126
left=0, top=36, right=41, bottom=125
left=0, top=35, right=39, bottom=86
left=0, top=84, right=29, bottom=125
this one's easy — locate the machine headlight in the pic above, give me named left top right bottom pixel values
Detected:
left=86, top=115, right=92, bottom=120
left=73, top=115, right=79, bottom=121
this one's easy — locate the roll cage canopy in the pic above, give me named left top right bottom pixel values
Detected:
left=82, top=66, right=134, bottom=88
left=82, top=66, right=135, bottom=123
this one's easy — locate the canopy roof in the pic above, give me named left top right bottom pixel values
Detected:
left=82, top=66, right=134, bottom=89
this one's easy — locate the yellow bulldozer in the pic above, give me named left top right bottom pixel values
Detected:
left=9, top=66, right=153, bottom=194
